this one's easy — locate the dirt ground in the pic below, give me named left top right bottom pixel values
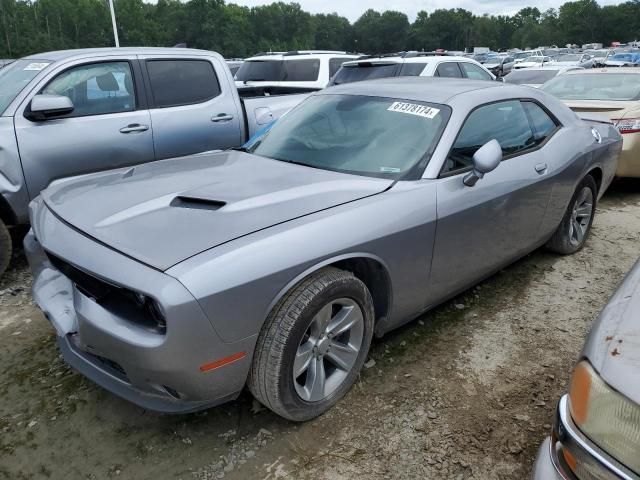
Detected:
left=1, top=180, right=639, bottom=480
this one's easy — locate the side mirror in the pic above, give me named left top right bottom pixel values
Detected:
left=463, top=139, right=502, bottom=187
left=26, top=94, right=74, bottom=121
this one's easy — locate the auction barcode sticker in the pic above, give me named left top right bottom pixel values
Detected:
left=387, top=102, right=440, bottom=119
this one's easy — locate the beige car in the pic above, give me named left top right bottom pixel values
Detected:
left=542, top=68, right=640, bottom=177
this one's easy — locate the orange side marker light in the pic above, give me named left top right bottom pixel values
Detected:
left=199, top=352, right=246, bottom=372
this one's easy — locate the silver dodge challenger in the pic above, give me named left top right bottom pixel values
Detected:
left=25, top=77, right=622, bottom=421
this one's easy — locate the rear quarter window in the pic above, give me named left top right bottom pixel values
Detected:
left=146, top=59, right=221, bottom=108
left=283, top=59, right=320, bottom=82
left=435, top=62, right=463, bottom=78
left=399, top=63, right=428, bottom=76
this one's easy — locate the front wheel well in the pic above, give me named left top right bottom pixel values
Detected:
left=332, top=257, right=391, bottom=324
left=587, top=167, right=603, bottom=194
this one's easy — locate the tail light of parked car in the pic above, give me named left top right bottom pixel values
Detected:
left=614, top=118, right=640, bottom=134
left=568, top=361, right=640, bottom=474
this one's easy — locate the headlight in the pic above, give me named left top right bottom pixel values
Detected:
left=568, top=361, right=640, bottom=473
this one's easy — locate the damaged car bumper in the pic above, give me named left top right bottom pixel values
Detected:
left=25, top=198, right=255, bottom=413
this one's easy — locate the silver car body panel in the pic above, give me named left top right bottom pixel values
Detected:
left=583, top=259, right=640, bottom=403
left=0, top=47, right=308, bottom=225
left=27, top=77, right=622, bottom=410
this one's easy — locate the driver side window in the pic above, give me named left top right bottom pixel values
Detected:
left=41, top=61, right=136, bottom=118
left=442, top=100, right=535, bottom=175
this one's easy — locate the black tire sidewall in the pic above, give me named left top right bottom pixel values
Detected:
left=0, top=220, right=12, bottom=277
left=276, top=275, right=374, bottom=420
left=554, top=175, right=597, bottom=254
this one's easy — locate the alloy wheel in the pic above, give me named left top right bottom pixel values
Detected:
left=293, top=298, right=364, bottom=402
left=568, top=186, right=594, bottom=247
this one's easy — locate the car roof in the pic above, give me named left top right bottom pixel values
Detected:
left=563, top=67, right=640, bottom=75
left=344, top=55, right=480, bottom=66
left=246, top=51, right=357, bottom=61
left=22, top=47, right=223, bottom=62
left=320, top=76, right=504, bottom=104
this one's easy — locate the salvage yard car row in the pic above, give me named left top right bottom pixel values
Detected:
left=1, top=45, right=639, bottom=480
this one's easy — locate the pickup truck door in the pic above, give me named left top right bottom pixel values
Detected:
left=14, top=56, right=155, bottom=197
left=426, top=100, right=557, bottom=306
left=138, top=54, right=243, bottom=160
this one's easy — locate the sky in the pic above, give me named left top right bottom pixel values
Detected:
left=227, top=0, right=623, bottom=22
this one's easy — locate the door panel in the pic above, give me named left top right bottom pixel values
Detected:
left=14, top=58, right=155, bottom=198
left=141, top=56, right=242, bottom=160
left=427, top=152, right=552, bottom=306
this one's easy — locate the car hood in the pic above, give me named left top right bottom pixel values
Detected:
left=41, top=150, right=393, bottom=271
left=583, top=259, right=640, bottom=403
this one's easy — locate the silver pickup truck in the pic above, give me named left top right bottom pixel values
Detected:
left=0, top=47, right=311, bottom=274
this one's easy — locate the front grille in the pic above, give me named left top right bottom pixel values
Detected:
left=46, top=252, right=116, bottom=302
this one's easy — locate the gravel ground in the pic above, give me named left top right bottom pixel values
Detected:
left=1, top=180, right=639, bottom=480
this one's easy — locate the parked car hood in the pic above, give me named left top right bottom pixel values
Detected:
left=583, top=259, right=640, bottom=403
left=41, top=150, right=393, bottom=271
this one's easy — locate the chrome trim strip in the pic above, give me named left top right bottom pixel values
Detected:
left=556, top=395, right=639, bottom=480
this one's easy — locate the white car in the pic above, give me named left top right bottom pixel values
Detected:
left=553, top=53, right=595, bottom=68
left=512, top=50, right=544, bottom=64
left=234, top=51, right=361, bottom=90
left=513, top=56, right=555, bottom=69
left=329, top=52, right=495, bottom=86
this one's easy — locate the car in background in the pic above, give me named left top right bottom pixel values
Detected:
left=587, top=49, right=614, bottom=67
left=329, top=53, right=495, bottom=85
left=0, top=47, right=312, bottom=276
left=513, top=56, right=555, bottom=69
left=513, top=50, right=544, bottom=64
left=553, top=53, right=595, bottom=69
left=25, top=77, right=620, bottom=421
left=541, top=68, right=640, bottom=177
left=234, top=51, right=360, bottom=89
left=503, top=66, right=584, bottom=88
left=483, top=55, right=515, bottom=77
left=532, top=259, right=640, bottom=480
left=605, top=52, right=640, bottom=67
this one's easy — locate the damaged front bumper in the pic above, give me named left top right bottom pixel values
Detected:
left=25, top=198, right=255, bottom=413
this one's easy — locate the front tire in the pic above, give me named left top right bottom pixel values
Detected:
left=0, top=219, right=12, bottom=277
left=248, top=267, right=374, bottom=421
left=546, top=175, right=597, bottom=255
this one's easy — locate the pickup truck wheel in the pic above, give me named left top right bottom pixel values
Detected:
left=0, top=220, right=12, bottom=276
left=546, top=175, right=597, bottom=255
left=248, top=267, right=374, bottom=421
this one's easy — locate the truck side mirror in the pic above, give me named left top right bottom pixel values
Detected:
left=463, top=139, right=502, bottom=187
left=26, top=94, right=74, bottom=121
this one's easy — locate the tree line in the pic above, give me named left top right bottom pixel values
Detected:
left=1, top=0, right=639, bottom=59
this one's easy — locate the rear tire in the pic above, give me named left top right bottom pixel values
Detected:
left=248, top=267, right=374, bottom=421
left=0, top=220, right=12, bottom=277
left=546, top=175, right=597, bottom=255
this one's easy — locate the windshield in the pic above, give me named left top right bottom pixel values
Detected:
left=556, top=54, right=582, bottom=62
left=484, top=58, right=502, bottom=66
left=247, top=94, right=450, bottom=179
left=504, top=69, right=559, bottom=85
left=0, top=59, right=50, bottom=114
left=592, top=51, right=607, bottom=57
left=330, top=63, right=399, bottom=85
left=542, top=73, right=640, bottom=100
left=514, top=52, right=533, bottom=60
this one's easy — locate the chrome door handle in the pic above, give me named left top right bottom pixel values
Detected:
left=535, top=163, right=548, bottom=174
left=211, top=114, right=234, bottom=123
left=119, top=124, right=149, bottom=134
